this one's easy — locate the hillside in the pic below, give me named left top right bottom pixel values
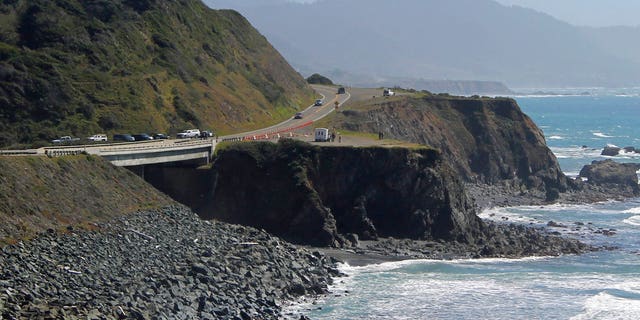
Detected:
left=208, top=0, right=640, bottom=88
left=0, top=155, right=174, bottom=246
left=0, top=0, right=315, bottom=148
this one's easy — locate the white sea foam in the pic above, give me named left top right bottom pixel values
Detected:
left=548, top=135, right=564, bottom=140
left=623, top=215, right=640, bottom=226
left=571, top=292, right=640, bottom=320
left=622, top=207, right=640, bottom=214
left=549, top=146, right=602, bottom=159
left=593, top=132, right=614, bottom=138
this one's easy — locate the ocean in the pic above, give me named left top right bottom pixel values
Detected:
left=288, top=92, right=640, bottom=319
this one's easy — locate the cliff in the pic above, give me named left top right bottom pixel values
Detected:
left=0, top=0, right=314, bottom=147
left=333, top=94, right=568, bottom=193
left=0, top=155, right=174, bottom=246
left=202, top=139, right=483, bottom=247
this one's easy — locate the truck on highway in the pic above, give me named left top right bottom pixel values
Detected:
left=176, top=129, right=201, bottom=138
left=314, top=128, right=330, bottom=142
left=52, top=136, right=80, bottom=144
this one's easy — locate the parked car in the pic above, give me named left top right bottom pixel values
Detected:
left=153, top=133, right=169, bottom=140
left=314, top=128, right=330, bottom=142
left=113, top=134, right=135, bottom=142
left=199, top=130, right=214, bottom=138
left=52, top=136, right=80, bottom=144
left=337, top=87, right=346, bottom=94
left=314, top=99, right=323, bottom=106
left=87, top=134, right=108, bottom=142
left=176, top=129, right=200, bottom=138
left=383, top=88, right=395, bottom=97
left=132, top=133, right=154, bottom=141
left=294, top=112, right=303, bottom=119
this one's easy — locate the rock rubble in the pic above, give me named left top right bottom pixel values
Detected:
left=0, top=205, right=340, bottom=319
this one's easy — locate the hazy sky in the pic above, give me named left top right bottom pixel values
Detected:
left=284, top=0, right=639, bottom=27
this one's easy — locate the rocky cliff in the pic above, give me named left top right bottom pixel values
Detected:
left=202, top=139, right=483, bottom=247
left=333, top=94, right=568, bottom=193
left=0, top=0, right=314, bottom=147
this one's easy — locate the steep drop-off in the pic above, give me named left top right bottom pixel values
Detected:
left=0, top=155, right=174, bottom=245
left=333, top=94, right=568, bottom=193
left=0, top=0, right=314, bottom=147
left=202, top=140, right=483, bottom=247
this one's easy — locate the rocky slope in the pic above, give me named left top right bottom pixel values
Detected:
left=333, top=94, right=569, bottom=193
left=0, top=205, right=338, bottom=319
left=0, top=155, right=174, bottom=246
left=0, top=0, right=314, bottom=147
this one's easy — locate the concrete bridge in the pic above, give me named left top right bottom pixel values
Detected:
left=30, top=138, right=217, bottom=167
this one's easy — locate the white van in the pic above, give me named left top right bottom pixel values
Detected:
left=88, top=134, right=108, bottom=142
left=315, top=128, right=330, bottom=142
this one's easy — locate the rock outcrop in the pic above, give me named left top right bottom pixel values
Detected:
left=202, top=140, right=482, bottom=247
left=579, top=159, right=640, bottom=195
left=334, top=95, right=568, bottom=192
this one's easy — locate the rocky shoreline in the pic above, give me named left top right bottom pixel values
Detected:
left=0, top=205, right=340, bottom=319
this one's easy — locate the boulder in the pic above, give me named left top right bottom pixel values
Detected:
left=579, top=159, right=640, bottom=194
left=623, top=146, right=637, bottom=153
left=601, top=146, right=621, bottom=156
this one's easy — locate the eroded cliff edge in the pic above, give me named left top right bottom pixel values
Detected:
left=334, top=95, right=569, bottom=194
left=202, top=140, right=586, bottom=256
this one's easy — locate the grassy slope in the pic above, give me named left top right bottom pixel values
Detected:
left=0, top=155, right=174, bottom=246
left=0, top=0, right=315, bottom=148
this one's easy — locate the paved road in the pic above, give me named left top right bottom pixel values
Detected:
left=0, top=86, right=351, bottom=156
left=220, top=85, right=350, bottom=140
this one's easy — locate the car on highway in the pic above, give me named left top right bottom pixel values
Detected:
left=132, top=133, right=154, bottom=141
left=113, top=134, right=135, bottom=142
left=177, top=129, right=200, bottom=138
left=153, top=133, right=169, bottom=140
left=294, top=112, right=303, bottom=119
left=314, top=99, right=323, bottom=106
left=88, top=134, right=108, bottom=142
left=200, top=130, right=214, bottom=138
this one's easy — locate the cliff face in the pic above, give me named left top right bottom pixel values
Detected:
left=0, top=0, right=314, bottom=147
left=335, top=95, right=568, bottom=192
left=202, top=140, right=483, bottom=247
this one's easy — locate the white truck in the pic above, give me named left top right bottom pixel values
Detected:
left=88, top=134, right=108, bottom=142
left=314, top=128, right=330, bottom=142
left=383, top=88, right=395, bottom=97
left=176, top=129, right=200, bottom=138
left=52, top=136, right=80, bottom=144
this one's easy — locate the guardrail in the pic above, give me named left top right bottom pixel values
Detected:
left=235, top=120, right=314, bottom=141
left=0, top=150, right=39, bottom=156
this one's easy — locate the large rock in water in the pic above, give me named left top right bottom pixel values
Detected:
left=601, top=146, right=621, bottom=156
left=202, top=140, right=482, bottom=247
left=579, top=160, right=640, bottom=194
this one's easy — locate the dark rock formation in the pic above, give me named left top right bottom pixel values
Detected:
left=202, top=140, right=482, bottom=247
left=579, top=159, right=640, bottom=194
left=601, top=146, right=622, bottom=156
left=333, top=95, right=568, bottom=193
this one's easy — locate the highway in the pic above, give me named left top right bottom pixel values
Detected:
left=0, top=85, right=350, bottom=164
left=220, top=84, right=350, bottom=140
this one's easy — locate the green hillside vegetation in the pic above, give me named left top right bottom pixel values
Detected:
left=0, top=0, right=315, bottom=148
left=0, top=154, right=175, bottom=246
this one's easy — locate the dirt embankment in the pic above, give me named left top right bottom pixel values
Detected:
left=0, top=155, right=174, bottom=246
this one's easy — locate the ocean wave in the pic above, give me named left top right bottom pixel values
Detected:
left=571, top=291, right=640, bottom=320
left=548, top=135, right=564, bottom=140
left=593, top=132, right=614, bottom=138
left=549, top=146, right=602, bottom=159
left=623, top=215, right=640, bottom=226
left=622, top=207, right=640, bottom=215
